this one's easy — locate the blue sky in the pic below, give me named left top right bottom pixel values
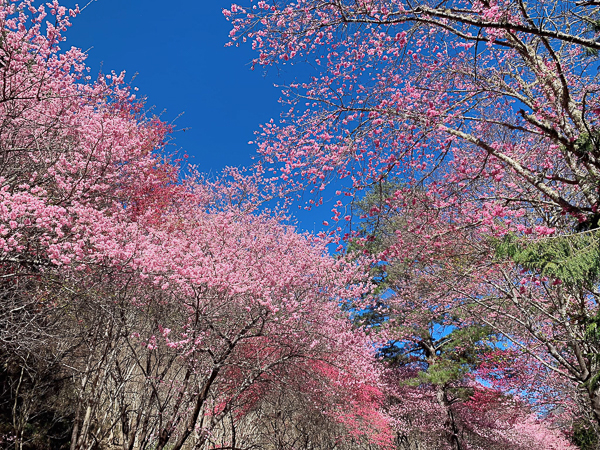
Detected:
left=62, top=0, right=276, bottom=171
left=60, top=0, right=333, bottom=231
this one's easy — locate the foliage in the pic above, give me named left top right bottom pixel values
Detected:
left=0, top=2, right=390, bottom=449
left=572, top=419, right=600, bottom=450
left=1, top=0, right=599, bottom=448
left=493, top=230, right=600, bottom=288
left=228, top=0, right=600, bottom=444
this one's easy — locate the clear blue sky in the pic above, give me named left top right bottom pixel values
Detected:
left=62, top=0, right=278, bottom=171
left=60, top=0, right=332, bottom=231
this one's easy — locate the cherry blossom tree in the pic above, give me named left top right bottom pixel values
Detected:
left=0, top=3, right=183, bottom=448
left=0, top=2, right=391, bottom=449
left=0, top=0, right=178, bottom=353
left=105, top=177, right=392, bottom=449
left=227, top=0, right=600, bottom=217
left=227, top=0, right=600, bottom=440
left=383, top=367, right=578, bottom=450
left=42, top=181, right=391, bottom=450
left=350, top=179, right=591, bottom=442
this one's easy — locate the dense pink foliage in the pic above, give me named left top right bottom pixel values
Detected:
left=384, top=369, right=578, bottom=449
left=226, top=1, right=599, bottom=224
left=0, top=0, right=591, bottom=448
left=0, top=0, right=179, bottom=273
left=226, top=0, right=600, bottom=446
left=0, top=2, right=391, bottom=448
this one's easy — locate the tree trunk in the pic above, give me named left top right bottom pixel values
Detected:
left=435, top=385, right=462, bottom=450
